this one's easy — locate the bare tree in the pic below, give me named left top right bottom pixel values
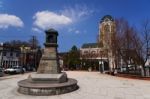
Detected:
left=115, top=18, right=130, bottom=69
left=28, top=36, right=39, bottom=49
left=114, top=18, right=141, bottom=73
left=136, top=20, right=150, bottom=76
left=4, top=40, right=29, bottom=47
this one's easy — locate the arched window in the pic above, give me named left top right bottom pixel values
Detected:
left=104, top=24, right=110, bottom=33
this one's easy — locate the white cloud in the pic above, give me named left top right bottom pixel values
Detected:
left=68, top=28, right=82, bottom=34
left=33, top=11, right=72, bottom=30
left=33, top=5, right=94, bottom=33
left=68, top=28, right=75, bottom=32
left=61, top=4, right=94, bottom=22
left=75, top=30, right=80, bottom=34
left=0, top=14, right=24, bottom=29
left=32, top=27, right=42, bottom=33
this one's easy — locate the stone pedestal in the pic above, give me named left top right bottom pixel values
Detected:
left=18, top=29, right=78, bottom=96
left=37, top=47, right=60, bottom=74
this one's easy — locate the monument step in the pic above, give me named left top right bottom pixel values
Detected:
left=28, top=72, right=67, bottom=83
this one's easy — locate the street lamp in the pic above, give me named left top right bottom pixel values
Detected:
left=20, top=45, right=25, bottom=66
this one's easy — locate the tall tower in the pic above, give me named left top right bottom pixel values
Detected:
left=99, top=15, right=115, bottom=49
left=98, top=15, right=116, bottom=72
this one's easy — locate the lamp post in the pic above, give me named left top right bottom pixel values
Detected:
left=20, top=46, right=24, bottom=67
left=30, top=49, right=36, bottom=70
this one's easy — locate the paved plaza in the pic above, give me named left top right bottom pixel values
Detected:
left=0, top=71, right=150, bottom=99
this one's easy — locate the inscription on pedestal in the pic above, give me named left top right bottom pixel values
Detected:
left=37, top=59, right=59, bottom=74
left=40, top=62, right=48, bottom=66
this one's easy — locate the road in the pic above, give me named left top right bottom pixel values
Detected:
left=0, top=71, right=150, bottom=99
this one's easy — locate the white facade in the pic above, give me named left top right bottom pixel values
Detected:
left=145, top=58, right=150, bottom=66
left=1, top=51, right=20, bottom=68
left=0, top=45, right=20, bottom=68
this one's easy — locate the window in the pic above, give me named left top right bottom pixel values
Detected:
left=3, top=52, right=6, bottom=56
left=10, top=52, right=13, bottom=56
left=16, top=53, right=19, bottom=57
left=104, top=24, right=110, bottom=33
left=84, top=51, right=88, bottom=55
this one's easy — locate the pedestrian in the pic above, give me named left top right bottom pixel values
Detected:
left=21, top=67, right=24, bottom=74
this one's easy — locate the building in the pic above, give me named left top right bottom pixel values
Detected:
left=20, top=46, right=42, bottom=70
left=80, top=43, right=109, bottom=72
left=0, top=43, right=20, bottom=68
left=0, top=43, right=42, bottom=70
left=58, top=52, right=69, bottom=70
left=98, top=15, right=116, bottom=48
left=80, top=15, right=116, bottom=73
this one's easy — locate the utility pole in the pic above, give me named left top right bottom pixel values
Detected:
left=32, top=36, right=36, bottom=49
left=31, top=36, right=37, bottom=69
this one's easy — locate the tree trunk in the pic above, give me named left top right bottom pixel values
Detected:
left=142, top=64, right=146, bottom=77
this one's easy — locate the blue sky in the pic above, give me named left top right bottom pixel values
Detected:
left=0, top=0, right=150, bottom=52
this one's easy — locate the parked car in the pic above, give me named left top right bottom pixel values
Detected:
left=25, top=66, right=35, bottom=71
left=4, top=66, right=25, bottom=74
left=0, top=67, right=4, bottom=77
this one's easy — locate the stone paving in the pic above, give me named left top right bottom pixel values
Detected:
left=0, top=71, right=150, bottom=99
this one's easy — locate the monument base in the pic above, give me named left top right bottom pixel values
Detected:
left=18, top=78, right=78, bottom=96
left=18, top=72, right=78, bottom=96
left=28, top=72, right=68, bottom=83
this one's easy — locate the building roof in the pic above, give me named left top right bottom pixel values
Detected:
left=100, top=15, right=114, bottom=23
left=58, top=52, right=69, bottom=56
left=81, top=43, right=102, bottom=48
